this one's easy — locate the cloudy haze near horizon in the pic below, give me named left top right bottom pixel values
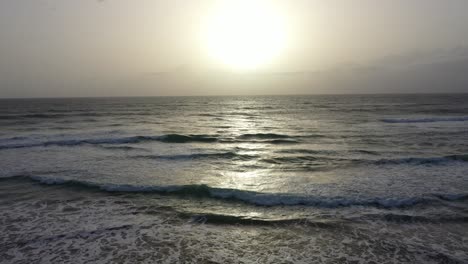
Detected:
left=1, top=0, right=468, bottom=97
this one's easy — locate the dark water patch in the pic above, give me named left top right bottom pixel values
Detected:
left=196, top=113, right=219, bottom=117
left=98, top=145, right=146, bottom=151
left=159, top=134, right=218, bottom=143
left=426, top=252, right=466, bottom=264
left=416, top=108, right=468, bottom=114
left=354, top=150, right=380, bottom=155
left=0, top=115, right=21, bottom=120
left=240, top=106, right=274, bottom=110
left=50, top=126, right=75, bottom=130
left=433, top=193, right=468, bottom=201
left=267, top=139, right=299, bottom=144
left=0, top=136, right=28, bottom=142
left=384, top=214, right=468, bottom=224
left=446, top=154, right=468, bottom=162
left=0, top=113, right=65, bottom=119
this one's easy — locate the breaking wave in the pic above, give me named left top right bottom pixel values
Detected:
left=0, top=133, right=305, bottom=150
left=186, top=214, right=340, bottom=227
left=0, top=134, right=218, bottom=150
left=2, top=175, right=467, bottom=209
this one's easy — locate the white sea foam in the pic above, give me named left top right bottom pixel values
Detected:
left=1, top=177, right=467, bottom=264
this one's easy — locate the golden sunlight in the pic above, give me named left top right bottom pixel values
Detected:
left=203, top=0, right=287, bottom=71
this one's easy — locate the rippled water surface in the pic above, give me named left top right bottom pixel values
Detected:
left=1, top=94, right=467, bottom=263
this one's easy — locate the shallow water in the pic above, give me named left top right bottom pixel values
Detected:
left=1, top=94, right=467, bottom=263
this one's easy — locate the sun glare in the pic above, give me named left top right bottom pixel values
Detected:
left=203, top=0, right=287, bottom=71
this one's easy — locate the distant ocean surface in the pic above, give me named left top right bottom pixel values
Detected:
left=1, top=94, right=467, bottom=263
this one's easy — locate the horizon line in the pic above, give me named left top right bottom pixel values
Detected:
left=1, top=92, right=467, bottom=100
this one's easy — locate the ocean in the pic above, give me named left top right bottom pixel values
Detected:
left=1, top=94, right=467, bottom=263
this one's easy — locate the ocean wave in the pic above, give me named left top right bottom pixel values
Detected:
left=0, top=134, right=218, bottom=150
left=0, top=133, right=304, bottom=150
left=98, top=145, right=146, bottom=151
left=196, top=113, right=219, bottom=117
left=381, top=116, right=468, bottom=123
left=0, top=113, right=93, bottom=119
left=237, top=133, right=291, bottom=139
left=260, top=156, right=330, bottom=165
left=133, top=152, right=259, bottom=161
left=186, top=213, right=339, bottom=227
left=159, top=134, right=218, bottom=143
left=221, top=139, right=300, bottom=145
left=257, top=153, right=467, bottom=167
left=3, top=175, right=467, bottom=209
left=262, top=139, right=299, bottom=144
left=0, top=112, right=166, bottom=120
left=0, top=136, right=28, bottom=143
left=0, top=136, right=155, bottom=150
left=233, top=133, right=301, bottom=144
left=433, top=193, right=468, bottom=201
left=0, top=114, right=56, bottom=119
left=188, top=213, right=468, bottom=226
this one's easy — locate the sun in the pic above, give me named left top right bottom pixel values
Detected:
left=203, top=0, right=287, bottom=71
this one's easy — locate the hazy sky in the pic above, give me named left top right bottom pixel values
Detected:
left=1, top=0, right=468, bottom=97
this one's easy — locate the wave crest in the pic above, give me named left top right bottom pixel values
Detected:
left=0, top=134, right=218, bottom=150
left=237, top=133, right=291, bottom=139
left=3, top=175, right=467, bottom=209
left=133, top=152, right=258, bottom=161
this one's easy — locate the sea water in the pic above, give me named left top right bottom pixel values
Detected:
left=1, top=94, right=467, bottom=263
